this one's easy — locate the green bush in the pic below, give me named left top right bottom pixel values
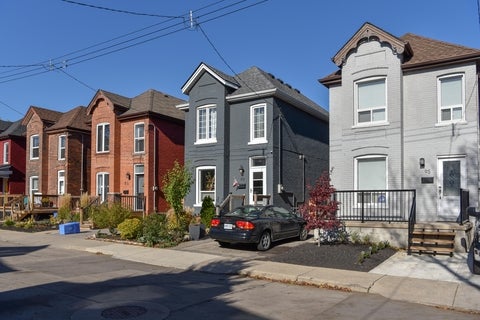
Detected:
left=118, top=218, right=142, bottom=240
left=140, top=213, right=168, bottom=247
left=91, top=203, right=131, bottom=234
left=4, top=218, right=15, bottom=226
left=200, top=196, right=215, bottom=228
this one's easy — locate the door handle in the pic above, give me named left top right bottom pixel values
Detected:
left=438, top=186, right=442, bottom=199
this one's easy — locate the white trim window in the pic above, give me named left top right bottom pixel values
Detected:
left=249, top=103, right=267, bottom=144
left=196, top=105, right=217, bottom=144
left=3, top=142, right=9, bottom=164
left=355, top=77, right=387, bottom=125
left=438, top=74, right=465, bottom=123
left=58, top=135, right=66, bottom=160
left=96, top=123, right=110, bottom=153
left=97, top=172, right=110, bottom=202
left=30, top=176, right=39, bottom=196
left=196, top=166, right=215, bottom=205
left=134, top=123, right=145, bottom=153
left=58, top=170, right=65, bottom=195
left=30, top=135, right=40, bottom=159
left=355, top=155, right=387, bottom=205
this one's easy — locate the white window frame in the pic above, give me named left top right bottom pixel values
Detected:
left=30, top=176, right=39, bottom=196
left=195, top=105, right=217, bottom=144
left=249, top=103, right=267, bottom=144
left=196, top=166, right=216, bottom=206
left=354, top=155, right=388, bottom=206
left=3, top=142, right=9, bottom=164
left=437, top=74, right=465, bottom=124
left=96, top=123, right=110, bottom=153
left=134, top=122, right=145, bottom=153
left=354, top=77, right=388, bottom=127
left=30, top=135, right=39, bottom=160
left=58, top=135, right=66, bottom=160
left=58, top=170, right=65, bottom=195
left=96, top=172, right=110, bottom=203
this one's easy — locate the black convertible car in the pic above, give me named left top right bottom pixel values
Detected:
left=209, top=205, right=308, bottom=251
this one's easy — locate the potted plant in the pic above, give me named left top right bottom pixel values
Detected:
left=189, top=215, right=205, bottom=240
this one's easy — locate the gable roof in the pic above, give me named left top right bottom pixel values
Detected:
left=46, top=106, right=90, bottom=133
left=21, top=106, right=63, bottom=126
left=0, top=119, right=25, bottom=138
left=320, top=22, right=480, bottom=86
left=181, top=63, right=240, bottom=94
left=180, top=63, right=328, bottom=121
left=120, top=89, right=185, bottom=121
left=0, top=120, right=12, bottom=133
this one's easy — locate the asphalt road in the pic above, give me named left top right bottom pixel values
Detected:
left=0, top=240, right=478, bottom=320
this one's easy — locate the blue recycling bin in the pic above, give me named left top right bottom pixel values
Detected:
left=59, top=222, right=80, bottom=235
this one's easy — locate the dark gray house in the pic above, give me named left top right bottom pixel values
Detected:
left=177, top=63, right=329, bottom=213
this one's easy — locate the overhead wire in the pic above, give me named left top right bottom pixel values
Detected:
left=0, top=0, right=264, bottom=85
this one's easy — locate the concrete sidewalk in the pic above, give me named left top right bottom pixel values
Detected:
left=0, top=228, right=479, bottom=313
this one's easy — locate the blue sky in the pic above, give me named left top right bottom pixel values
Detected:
left=0, top=0, right=479, bottom=121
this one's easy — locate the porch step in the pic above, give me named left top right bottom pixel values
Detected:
left=408, top=227, right=455, bottom=257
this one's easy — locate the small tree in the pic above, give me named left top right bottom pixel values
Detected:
left=200, top=196, right=215, bottom=228
left=161, top=161, right=193, bottom=227
left=298, top=171, right=341, bottom=241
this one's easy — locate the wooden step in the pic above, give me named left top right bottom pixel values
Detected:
left=409, top=245, right=454, bottom=256
left=410, top=237, right=454, bottom=245
left=411, top=230, right=455, bottom=237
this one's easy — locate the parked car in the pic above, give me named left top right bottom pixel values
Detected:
left=209, top=205, right=308, bottom=251
left=467, top=207, right=480, bottom=274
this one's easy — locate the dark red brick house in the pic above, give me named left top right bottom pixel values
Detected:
left=0, top=120, right=26, bottom=195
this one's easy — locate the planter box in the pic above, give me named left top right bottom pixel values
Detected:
left=59, top=222, right=80, bottom=235
left=189, top=224, right=205, bottom=240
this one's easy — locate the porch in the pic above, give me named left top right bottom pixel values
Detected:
left=333, top=189, right=473, bottom=254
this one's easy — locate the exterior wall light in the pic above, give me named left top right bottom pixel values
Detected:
left=239, top=165, right=245, bottom=176
left=419, top=158, right=425, bottom=169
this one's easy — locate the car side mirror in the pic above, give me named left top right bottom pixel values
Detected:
left=467, top=207, right=480, bottom=218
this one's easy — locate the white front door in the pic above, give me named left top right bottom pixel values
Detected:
left=249, top=157, right=267, bottom=204
left=437, top=157, right=466, bottom=220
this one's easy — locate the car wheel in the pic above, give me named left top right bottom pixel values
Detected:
left=218, top=241, right=230, bottom=248
left=257, top=231, right=271, bottom=251
left=299, top=226, right=308, bottom=241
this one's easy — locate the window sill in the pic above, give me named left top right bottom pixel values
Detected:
left=194, top=139, right=217, bottom=145
left=435, top=120, right=467, bottom=127
left=351, top=121, right=390, bottom=129
left=248, top=139, right=268, bottom=145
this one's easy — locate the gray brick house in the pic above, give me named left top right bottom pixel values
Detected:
left=320, top=22, right=480, bottom=251
left=178, top=63, right=329, bottom=213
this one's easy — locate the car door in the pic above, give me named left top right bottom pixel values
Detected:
left=263, top=207, right=282, bottom=240
left=273, top=207, right=299, bottom=239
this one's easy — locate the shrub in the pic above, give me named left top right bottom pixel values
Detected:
left=140, top=213, right=168, bottom=247
left=166, top=207, right=193, bottom=232
left=161, top=161, right=193, bottom=225
left=118, top=218, right=142, bottom=240
left=298, top=171, right=340, bottom=233
left=57, top=193, right=73, bottom=223
left=200, top=196, right=215, bottom=228
left=4, top=218, right=14, bottom=226
left=91, top=203, right=131, bottom=234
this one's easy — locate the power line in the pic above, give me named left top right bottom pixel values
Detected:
left=0, top=1, right=265, bottom=85
left=0, top=100, right=24, bottom=116
left=61, top=0, right=184, bottom=19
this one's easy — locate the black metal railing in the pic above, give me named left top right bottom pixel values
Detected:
left=407, top=192, right=417, bottom=255
left=459, top=188, right=470, bottom=225
left=333, top=189, right=416, bottom=222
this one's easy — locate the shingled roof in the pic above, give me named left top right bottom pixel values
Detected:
left=121, top=89, right=185, bottom=121
left=21, top=106, right=63, bottom=126
left=181, top=62, right=328, bottom=121
left=46, top=106, right=90, bottom=132
left=319, top=22, right=480, bottom=86
left=0, top=119, right=25, bottom=138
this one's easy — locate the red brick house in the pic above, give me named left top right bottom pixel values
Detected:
left=86, top=89, right=185, bottom=214
left=22, top=107, right=63, bottom=200
left=0, top=120, right=26, bottom=195
left=45, top=106, right=91, bottom=197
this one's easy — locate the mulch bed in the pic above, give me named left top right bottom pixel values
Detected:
left=0, top=224, right=58, bottom=233
left=266, top=242, right=398, bottom=272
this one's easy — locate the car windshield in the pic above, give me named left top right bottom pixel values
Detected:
left=225, top=206, right=261, bottom=218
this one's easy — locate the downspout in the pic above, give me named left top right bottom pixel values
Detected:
left=80, top=133, right=84, bottom=194
left=152, top=124, right=158, bottom=212
left=278, top=114, right=283, bottom=193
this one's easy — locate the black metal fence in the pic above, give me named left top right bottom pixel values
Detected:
left=333, top=189, right=416, bottom=222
